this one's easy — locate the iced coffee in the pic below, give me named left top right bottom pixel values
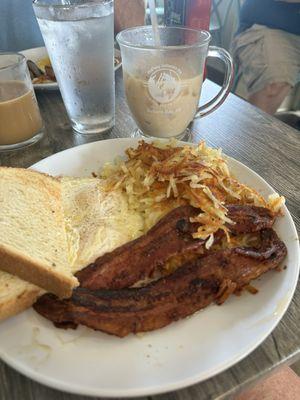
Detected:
left=117, top=26, right=234, bottom=138
left=0, top=53, right=43, bottom=150
left=124, top=69, right=203, bottom=138
left=0, top=81, right=43, bottom=145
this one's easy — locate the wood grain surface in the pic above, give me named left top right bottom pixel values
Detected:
left=0, top=71, right=299, bottom=400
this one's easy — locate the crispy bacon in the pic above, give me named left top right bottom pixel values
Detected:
left=76, top=205, right=275, bottom=290
left=34, top=228, right=286, bottom=337
left=226, top=204, right=275, bottom=233
left=76, top=205, right=204, bottom=290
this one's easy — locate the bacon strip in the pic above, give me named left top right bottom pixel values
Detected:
left=34, top=229, right=286, bottom=337
left=226, top=204, right=275, bottom=233
left=76, top=205, right=204, bottom=290
left=76, top=205, right=275, bottom=290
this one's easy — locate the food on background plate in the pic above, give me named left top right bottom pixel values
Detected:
left=27, top=58, right=56, bottom=84
left=27, top=55, right=122, bottom=84
left=114, top=56, right=121, bottom=68
left=32, top=140, right=287, bottom=337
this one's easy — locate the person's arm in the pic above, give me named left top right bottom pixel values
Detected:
left=114, top=0, right=146, bottom=34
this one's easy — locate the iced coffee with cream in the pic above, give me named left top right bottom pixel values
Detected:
left=117, top=26, right=234, bottom=139
left=124, top=69, right=203, bottom=138
left=0, top=81, right=43, bottom=145
left=0, top=53, right=43, bottom=150
left=119, top=30, right=207, bottom=139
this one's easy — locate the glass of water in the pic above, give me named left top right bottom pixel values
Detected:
left=33, top=0, right=114, bottom=135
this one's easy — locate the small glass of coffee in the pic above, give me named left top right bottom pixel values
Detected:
left=0, top=53, right=43, bottom=151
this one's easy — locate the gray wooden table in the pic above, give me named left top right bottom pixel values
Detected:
left=0, top=71, right=299, bottom=400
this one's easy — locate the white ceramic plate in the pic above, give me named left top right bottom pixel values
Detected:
left=0, top=138, right=299, bottom=398
left=21, top=47, right=122, bottom=90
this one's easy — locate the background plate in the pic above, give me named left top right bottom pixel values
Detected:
left=21, top=47, right=122, bottom=91
left=0, top=138, right=298, bottom=398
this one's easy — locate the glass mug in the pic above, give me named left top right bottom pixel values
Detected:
left=0, top=53, right=43, bottom=151
left=117, top=26, right=234, bottom=139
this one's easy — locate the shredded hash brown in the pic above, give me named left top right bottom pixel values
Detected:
left=100, top=140, right=284, bottom=248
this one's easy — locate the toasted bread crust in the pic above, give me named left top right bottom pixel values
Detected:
left=0, top=287, right=42, bottom=322
left=0, top=166, right=60, bottom=181
left=0, top=243, right=78, bottom=298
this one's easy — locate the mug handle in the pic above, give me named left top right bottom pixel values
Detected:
left=194, top=46, right=234, bottom=118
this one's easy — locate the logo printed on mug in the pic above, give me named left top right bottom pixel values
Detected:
left=146, top=65, right=184, bottom=104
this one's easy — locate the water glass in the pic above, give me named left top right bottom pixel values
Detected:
left=33, top=0, right=115, bottom=135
